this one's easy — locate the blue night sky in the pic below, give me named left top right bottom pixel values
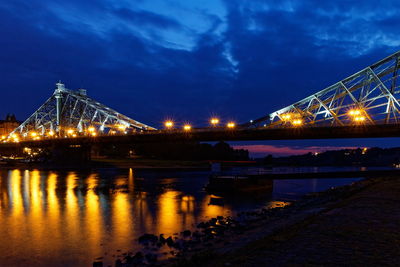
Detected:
left=1, top=0, right=400, bottom=156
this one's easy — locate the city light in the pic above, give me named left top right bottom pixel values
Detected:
left=88, top=126, right=95, bottom=132
left=292, top=119, right=303, bottom=126
left=354, top=116, right=366, bottom=122
left=48, top=130, right=55, bottom=137
left=348, top=109, right=362, bottom=116
left=183, top=124, right=191, bottom=131
left=30, top=132, right=37, bottom=138
left=67, top=129, right=74, bottom=135
left=164, top=120, right=174, bottom=129
left=11, top=134, right=19, bottom=143
left=118, top=125, right=126, bottom=131
left=281, top=113, right=292, bottom=121
left=210, top=118, right=219, bottom=126
left=91, top=132, right=97, bottom=137
left=349, top=109, right=366, bottom=123
left=227, top=122, right=236, bottom=128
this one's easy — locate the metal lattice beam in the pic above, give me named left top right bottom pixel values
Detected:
left=11, top=82, right=156, bottom=137
left=244, top=50, right=400, bottom=128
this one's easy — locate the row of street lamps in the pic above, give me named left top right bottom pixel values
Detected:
left=163, top=118, right=236, bottom=130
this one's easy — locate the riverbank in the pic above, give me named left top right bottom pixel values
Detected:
left=165, top=176, right=400, bottom=266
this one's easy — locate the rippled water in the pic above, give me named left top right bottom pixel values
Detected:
left=0, top=168, right=361, bottom=266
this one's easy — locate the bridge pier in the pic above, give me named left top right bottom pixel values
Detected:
left=50, top=143, right=91, bottom=163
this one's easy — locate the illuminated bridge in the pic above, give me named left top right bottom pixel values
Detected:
left=1, top=50, right=400, bottom=154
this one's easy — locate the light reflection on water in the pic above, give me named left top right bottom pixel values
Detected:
left=0, top=168, right=361, bottom=266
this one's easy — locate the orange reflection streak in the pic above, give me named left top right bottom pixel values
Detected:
left=0, top=173, right=2, bottom=214
left=47, top=172, right=61, bottom=242
left=29, top=170, right=45, bottom=249
left=157, top=191, right=181, bottom=235
left=9, top=170, right=23, bottom=216
left=128, top=168, right=134, bottom=192
left=201, top=195, right=229, bottom=219
left=65, top=172, right=80, bottom=245
left=0, top=174, right=2, bottom=213
left=133, top=192, right=153, bottom=233
left=85, top=174, right=103, bottom=256
left=0, top=172, right=9, bottom=212
left=4, top=170, right=24, bottom=256
left=180, top=195, right=195, bottom=229
left=22, top=170, right=31, bottom=207
left=112, top=192, right=132, bottom=248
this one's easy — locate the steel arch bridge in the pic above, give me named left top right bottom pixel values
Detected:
left=10, top=82, right=156, bottom=139
left=243, top=50, right=400, bottom=129
left=1, top=49, right=400, bottom=146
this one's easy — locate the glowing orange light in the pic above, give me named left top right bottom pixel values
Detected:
left=292, top=119, right=303, bottom=126
left=30, top=132, right=37, bottom=138
left=183, top=124, right=191, bottom=131
left=210, top=118, right=220, bottom=126
left=164, top=120, right=174, bottom=129
left=281, top=114, right=292, bottom=121
left=88, top=126, right=95, bottom=132
left=349, top=109, right=362, bottom=116
left=354, top=116, right=366, bottom=122
left=227, top=122, right=236, bottom=128
left=67, top=129, right=74, bottom=135
left=48, top=130, right=55, bottom=137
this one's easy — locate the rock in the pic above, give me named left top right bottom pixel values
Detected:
left=124, top=255, right=133, bottom=264
left=159, top=234, right=166, bottom=244
left=145, top=253, right=158, bottom=263
left=192, top=231, right=203, bottom=239
left=197, top=222, right=209, bottom=228
left=166, top=236, right=174, bottom=247
left=138, top=233, right=158, bottom=244
left=131, top=252, right=144, bottom=264
left=210, top=218, right=217, bottom=226
left=114, top=259, right=122, bottom=267
left=182, top=230, right=191, bottom=237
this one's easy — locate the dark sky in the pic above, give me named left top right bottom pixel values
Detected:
left=1, top=0, right=400, bottom=156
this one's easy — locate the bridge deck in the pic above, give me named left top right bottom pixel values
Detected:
left=1, top=124, right=400, bottom=149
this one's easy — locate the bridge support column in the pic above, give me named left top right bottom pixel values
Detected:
left=55, top=82, right=64, bottom=133
left=51, top=143, right=91, bottom=164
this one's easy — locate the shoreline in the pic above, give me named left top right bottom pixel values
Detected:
left=169, top=176, right=399, bottom=266
left=100, top=176, right=398, bottom=266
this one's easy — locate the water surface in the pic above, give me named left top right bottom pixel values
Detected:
left=0, top=168, right=361, bottom=266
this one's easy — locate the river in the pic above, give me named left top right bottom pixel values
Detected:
left=0, top=168, right=361, bottom=266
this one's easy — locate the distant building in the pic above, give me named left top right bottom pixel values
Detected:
left=0, top=114, right=20, bottom=136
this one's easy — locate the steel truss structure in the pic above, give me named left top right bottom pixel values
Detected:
left=245, top=50, right=400, bottom=128
left=12, top=82, right=156, bottom=136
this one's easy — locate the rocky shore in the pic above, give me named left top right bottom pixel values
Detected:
left=93, top=176, right=400, bottom=266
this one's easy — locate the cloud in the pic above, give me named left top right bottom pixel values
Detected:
left=0, top=0, right=399, bottom=139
